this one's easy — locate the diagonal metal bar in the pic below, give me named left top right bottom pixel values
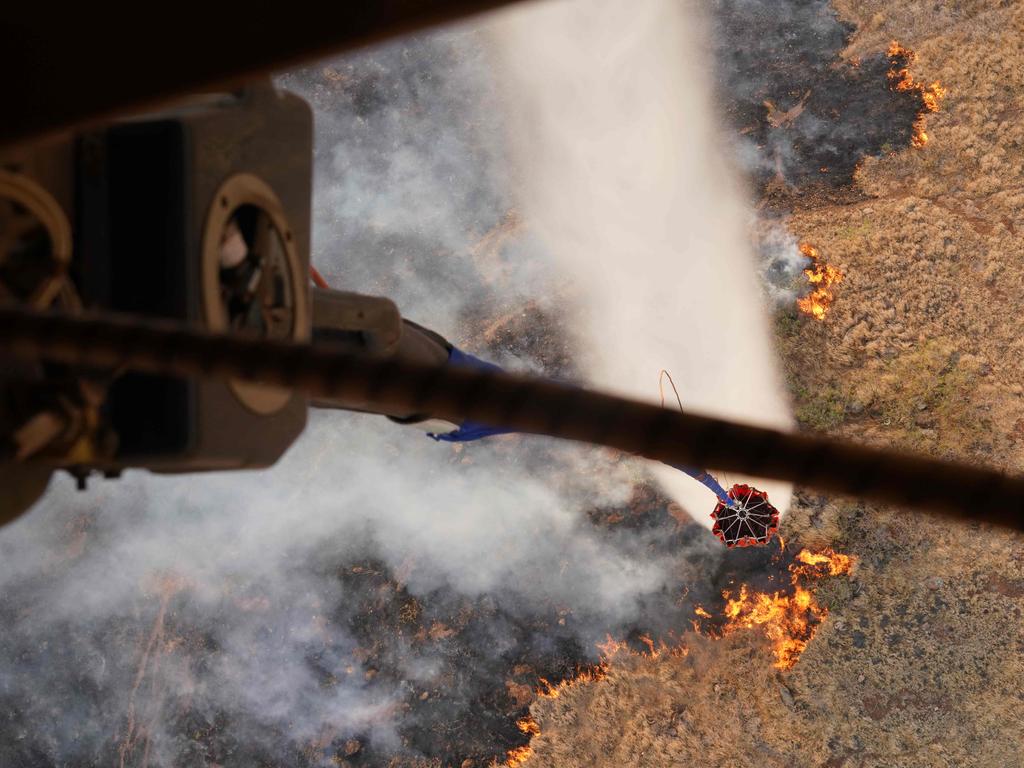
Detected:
left=1, top=304, right=1021, bottom=530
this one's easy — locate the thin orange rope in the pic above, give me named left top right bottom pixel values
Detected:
left=309, top=265, right=330, bottom=290
left=659, top=369, right=733, bottom=489
left=658, top=369, right=684, bottom=414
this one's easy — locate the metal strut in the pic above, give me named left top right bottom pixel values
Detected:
left=1, top=304, right=1023, bottom=530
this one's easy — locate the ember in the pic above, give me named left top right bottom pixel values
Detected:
left=887, top=41, right=947, bottom=148
left=796, top=243, right=844, bottom=320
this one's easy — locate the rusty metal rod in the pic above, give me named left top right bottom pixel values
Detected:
left=1, top=304, right=1021, bottom=529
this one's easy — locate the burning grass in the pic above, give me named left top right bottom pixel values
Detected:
left=796, top=243, right=844, bottom=321
left=718, top=547, right=854, bottom=669
left=499, top=670, right=611, bottom=766
left=502, top=547, right=856, bottom=764
left=520, top=2, right=1024, bottom=764
left=887, top=41, right=948, bottom=148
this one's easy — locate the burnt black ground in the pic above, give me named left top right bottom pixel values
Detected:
left=711, top=0, right=925, bottom=207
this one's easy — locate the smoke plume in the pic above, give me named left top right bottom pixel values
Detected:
left=486, top=0, right=794, bottom=525
left=0, top=2, right=796, bottom=766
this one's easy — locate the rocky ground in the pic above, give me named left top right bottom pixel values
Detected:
left=517, top=2, right=1024, bottom=766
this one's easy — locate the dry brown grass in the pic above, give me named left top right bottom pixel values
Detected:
left=513, top=2, right=1024, bottom=765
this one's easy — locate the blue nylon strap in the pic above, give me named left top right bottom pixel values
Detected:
left=427, top=347, right=517, bottom=442
left=666, top=463, right=734, bottom=506
left=428, top=347, right=733, bottom=507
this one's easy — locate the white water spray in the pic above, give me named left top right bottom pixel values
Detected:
left=488, top=0, right=793, bottom=526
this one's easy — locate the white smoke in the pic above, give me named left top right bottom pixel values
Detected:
left=486, top=0, right=793, bottom=526
left=0, top=3, right=796, bottom=764
left=755, top=216, right=814, bottom=305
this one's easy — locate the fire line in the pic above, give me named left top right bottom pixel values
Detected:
left=503, top=547, right=855, bottom=764
left=887, top=41, right=947, bottom=148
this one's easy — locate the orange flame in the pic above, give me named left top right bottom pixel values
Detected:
left=503, top=715, right=541, bottom=765
left=502, top=717, right=541, bottom=765
left=796, top=243, right=844, bottom=321
left=721, top=547, right=855, bottom=669
left=536, top=665, right=608, bottom=701
left=722, top=584, right=817, bottom=669
left=516, top=715, right=541, bottom=736
left=505, top=745, right=534, bottom=767
left=595, top=635, right=630, bottom=659
left=500, top=669, right=609, bottom=765
left=794, top=547, right=854, bottom=576
left=502, top=547, right=854, bottom=763
left=887, top=41, right=947, bottom=148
